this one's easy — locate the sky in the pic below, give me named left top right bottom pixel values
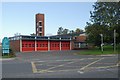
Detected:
left=1, top=2, right=95, bottom=42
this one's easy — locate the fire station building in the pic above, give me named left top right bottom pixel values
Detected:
left=9, top=13, right=87, bottom=52
left=9, top=35, right=73, bottom=52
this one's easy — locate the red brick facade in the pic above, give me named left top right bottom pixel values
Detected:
left=74, top=35, right=86, bottom=42
left=10, top=40, right=20, bottom=52
left=36, top=13, right=44, bottom=36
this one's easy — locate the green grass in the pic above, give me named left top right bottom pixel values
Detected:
left=2, top=53, right=16, bottom=58
left=2, top=51, right=16, bottom=58
left=2, top=55, right=15, bottom=58
left=0, top=46, right=16, bottom=58
left=78, top=45, right=119, bottom=55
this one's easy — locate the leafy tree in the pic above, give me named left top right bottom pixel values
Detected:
left=86, top=23, right=103, bottom=47
left=30, top=33, right=36, bottom=36
left=75, top=28, right=83, bottom=33
left=62, top=28, right=69, bottom=34
left=85, top=2, right=120, bottom=47
left=57, top=27, right=84, bottom=35
left=57, top=27, right=63, bottom=35
left=69, top=30, right=74, bottom=34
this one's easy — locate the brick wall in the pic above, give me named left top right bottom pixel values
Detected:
left=75, top=35, right=86, bottom=42
left=10, top=40, right=20, bottom=52
left=36, top=13, right=44, bottom=36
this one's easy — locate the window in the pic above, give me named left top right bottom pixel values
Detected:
left=52, top=44, right=54, bottom=47
left=74, top=43, right=79, bottom=48
left=40, top=44, right=42, bottom=47
left=46, top=44, right=48, bottom=47
left=61, top=44, right=63, bottom=47
left=55, top=44, right=56, bottom=47
left=63, top=44, right=65, bottom=47
left=42, top=44, right=44, bottom=47
left=39, top=33, right=42, bottom=36
left=29, top=44, right=31, bottom=47
left=68, top=44, right=69, bottom=47
left=25, top=44, right=27, bottom=47
left=37, top=44, right=38, bottom=47
left=22, top=44, right=24, bottom=47
left=39, top=27, right=42, bottom=31
left=32, top=44, right=35, bottom=47
left=74, top=37, right=77, bottom=40
left=39, top=22, right=42, bottom=26
left=66, top=44, right=68, bottom=47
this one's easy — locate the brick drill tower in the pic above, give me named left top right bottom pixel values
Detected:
left=36, top=13, right=45, bottom=36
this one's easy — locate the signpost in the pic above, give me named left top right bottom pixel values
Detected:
left=100, top=34, right=103, bottom=53
left=2, top=37, right=10, bottom=56
left=114, top=29, right=116, bottom=53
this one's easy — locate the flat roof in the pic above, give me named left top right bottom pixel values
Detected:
left=9, top=35, right=72, bottom=41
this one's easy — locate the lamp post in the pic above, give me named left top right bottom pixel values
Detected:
left=100, top=34, right=103, bottom=53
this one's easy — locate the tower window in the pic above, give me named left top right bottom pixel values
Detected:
left=39, top=27, right=42, bottom=31
left=39, top=22, right=42, bottom=26
left=39, top=33, right=42, bottom=36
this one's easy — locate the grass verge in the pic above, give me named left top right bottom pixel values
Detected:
left=2, top=53, right=16, bottom=58
left=1, top=48, right=16, bottom=58
left=77, top=45, right=119, bottom=55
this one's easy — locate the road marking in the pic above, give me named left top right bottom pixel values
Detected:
left=36, top=61, right=45, bottom=62
left=31, top=57, right=119, bottom=74
left=99, top=54, right=116, bottom=57
left=80, top=58, right=104, bottom=70
left=77, top=71, right=84, bottom=74
left=36, top=63, right=119, bottom=73
left=31, top=58, right=101, bottom=73
left=35, top=63, right=43, bottom=66
left=37, top=59, right=84, bottom=73
left=34, top=58, right=100, bottom=63
left=39, top=61, right=74, bottom=73
left=31, top=61, right=38, bottom=73
left=73, top=53, right=78, bottom=55
left=37, top=69, right=79, bottom=73
left=89, top=64, right=118, bottom=69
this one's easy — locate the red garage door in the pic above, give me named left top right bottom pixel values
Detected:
left=61, top=41, right=70, bottom=50
left=50, top=41, right=60, bottom=50
left=22, top=40, right=35, bottom=52
left=37, top=40, right=48, bottom=51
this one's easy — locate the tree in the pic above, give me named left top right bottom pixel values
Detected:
left=75, top=28, right=83, bottom=33
left=85, top=23, right=107, bottom=47
left=57, top=27, right=63, bottom=35
left=85, top=2, right=120, bottom=47
left=62, top=28, right=69, bottom=34
left=57, top=27, right=84, bottom=35
left=30, top=33, right=36, bottom=36
left=69, top=30, right=74, bottom=34
left=14, top=33, right=21, bottom=36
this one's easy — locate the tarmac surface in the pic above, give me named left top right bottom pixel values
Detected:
left=1, top=50, right=120, bottom=78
